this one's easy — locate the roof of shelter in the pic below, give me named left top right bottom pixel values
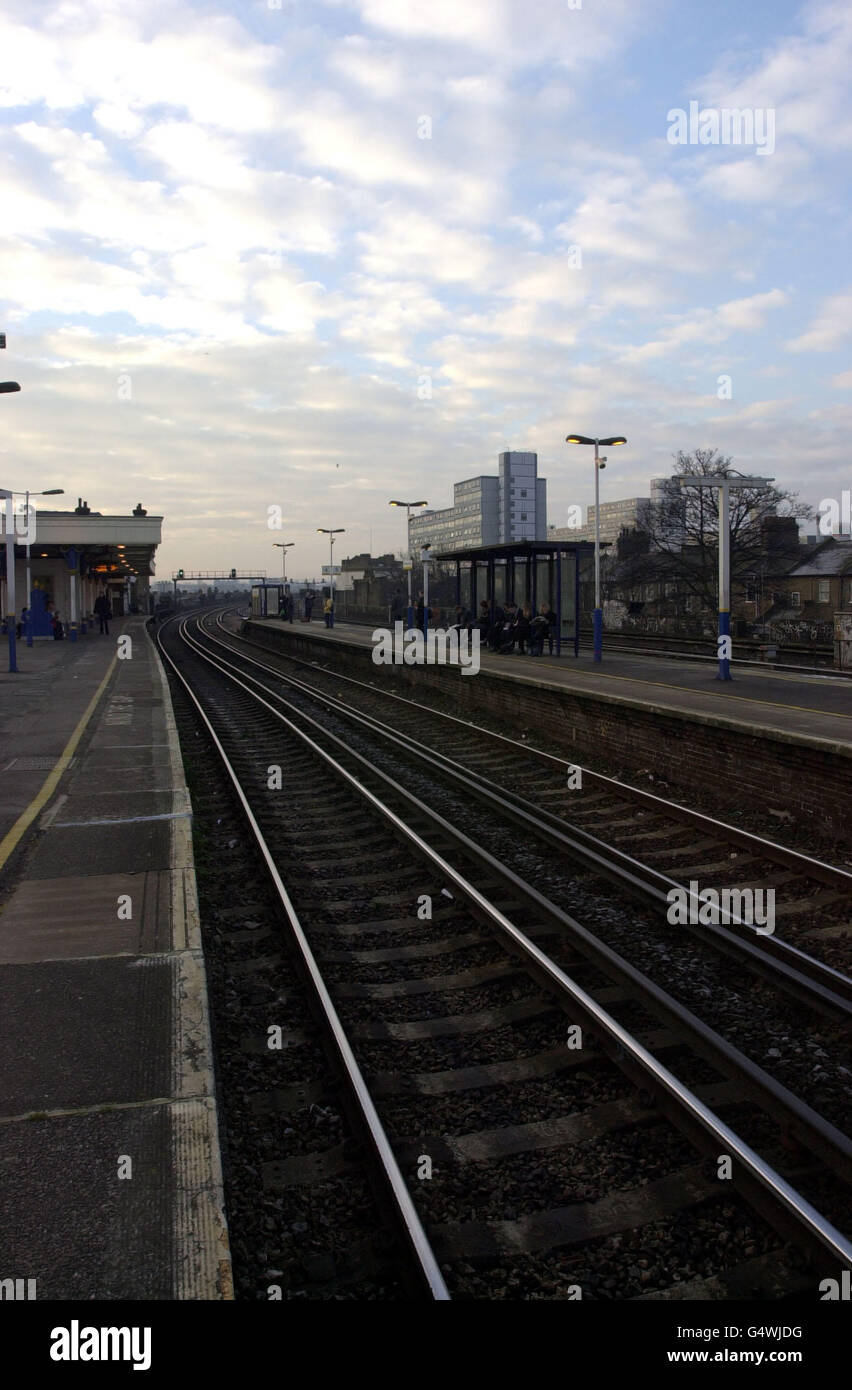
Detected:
left=434, top=539, right=596, bottom=562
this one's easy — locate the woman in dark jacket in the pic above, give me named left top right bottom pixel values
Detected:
left=514, top=601, right=533, bottom=654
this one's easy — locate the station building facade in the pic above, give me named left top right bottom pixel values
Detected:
left=1, top=499, right=162, bottom=638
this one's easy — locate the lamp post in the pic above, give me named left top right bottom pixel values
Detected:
left=674, top=473, right=774, bottom=680
left=0, top=332, right=22, bottom=670
left=420, top=544, right=432, bottom=637
left=272, top=541, right=295, bottom=583
left=1, top=485, right=64, bottom=670
left=317, top=528, right=345, bottom=625
left=566, top=434, right=627, bottom=662
left=1, top=488, right=16, bottom=672
left=389, top=500, right=428, bottom=629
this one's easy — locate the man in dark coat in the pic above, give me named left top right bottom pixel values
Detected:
left=94, top=591, right=111, bottom=635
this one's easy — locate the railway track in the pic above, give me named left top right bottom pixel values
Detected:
left=225, top=610, right=852, bottom=973
left=158, top=610, right=852, bottom=1300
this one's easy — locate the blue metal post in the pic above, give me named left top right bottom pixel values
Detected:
left=718, top=609, right=731, bottom=680
left=3, top=492, right=17, bottom=672
left=556, top=545, right=562, bottom=657
left=717, top=478, right=732, bottom=680
left=574, top=548, right=580, bottom=657
left=593, top=439, right=603, bottom=662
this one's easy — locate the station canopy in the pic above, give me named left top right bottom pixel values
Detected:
left=26, top=506, right=162, bottom=581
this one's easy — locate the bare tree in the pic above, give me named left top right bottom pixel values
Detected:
left=640, top=449, right=811, bottom=613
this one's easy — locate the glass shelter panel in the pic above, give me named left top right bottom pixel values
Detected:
left=493, top=560, right=506, bottom=608
left=535, top=558, right=552, bottom=611
left=513, top=558, right=528, bottom=608
left=460, top=562, right=472, bottom=612
left=560, top=554, right=576, bottom=642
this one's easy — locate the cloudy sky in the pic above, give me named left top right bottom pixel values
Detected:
left=1, top=0, right=849, bottom=578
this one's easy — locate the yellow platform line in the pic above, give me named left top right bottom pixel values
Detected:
left=0, top=653, right=118, bottom=873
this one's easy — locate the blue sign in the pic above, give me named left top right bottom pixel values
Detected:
left=65, top=547, right=79, bottom=570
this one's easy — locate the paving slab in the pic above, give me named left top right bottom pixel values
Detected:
left=0, top=618, right=231, bottom=1300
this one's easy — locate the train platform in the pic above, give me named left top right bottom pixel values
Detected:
left=256, top=618, right=851, bottom=749
left=0, top=619, right=231, bottom=1300
left=244, top=615, right=852, bottom=840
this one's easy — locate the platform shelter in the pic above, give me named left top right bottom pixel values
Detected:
left=435, top=539, right=595, bottom=656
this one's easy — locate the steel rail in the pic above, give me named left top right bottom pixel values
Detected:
left=156, top=615, right=451, bottom=1301
left=227, top=611, right=852, bottom=893
left=176, top=613, right=852, bottom=1270
left=201, top=613, right=852, bottom=1017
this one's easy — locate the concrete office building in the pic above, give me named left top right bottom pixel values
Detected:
left=549, top=496, right=650, bottom=546
left=409, top=452, right=547, bottom=555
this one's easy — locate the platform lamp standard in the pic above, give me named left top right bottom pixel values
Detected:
left=24, top=488, right=64, bottom=646
left=0, top=336, right=22, bottom=671
left=272, top=541, right=295, bottom=583
left=273, top=542, right=295, bottom=614
left=674, top=472, right=774, bottom=681
left=420, top=543, right=432, bottom=637
left=566, top=434, right=627, bottom=663
left=317, top=528, right=344, bottom=623
left=389, top=499, right=428, bottom=630
left=1, top=482, right=58, bottom=672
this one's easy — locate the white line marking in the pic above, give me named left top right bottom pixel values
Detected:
left=53, top=811, right=192, bottom=827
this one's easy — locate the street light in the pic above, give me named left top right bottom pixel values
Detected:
left=566, top=434, right=627, bottom=662
left=317, top=528, right=345, bottom=625
left=674, top=473, right=774, bottom=680
left=1, top=485, right=64, bottom=671
left=389, top=500, right=428, bottom=629
left=420, top=544, right=431, bottom=638
left=272, top=541, right=295, bottom=582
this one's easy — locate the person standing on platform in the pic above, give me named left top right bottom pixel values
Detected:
left=323, top=595, right=334, bottom=628
left=304, top=591, right=314, bottom=623
left=94, top=590, right=112, bottom=635
left=543, top=602, right=557, bottom=655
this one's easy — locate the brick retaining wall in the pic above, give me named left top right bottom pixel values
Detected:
left=245, top=621, right=852, bottom=842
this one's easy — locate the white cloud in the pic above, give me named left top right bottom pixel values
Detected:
left=787, top=290, right=852, bottom=352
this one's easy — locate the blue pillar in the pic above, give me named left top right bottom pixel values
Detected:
left=717, top=609, right=732, bottom=680
left=574, top=549, right=580, bottom=657
left=593, top=608, right=603, bottom=662
left=556, top=548, right=562, bottom=657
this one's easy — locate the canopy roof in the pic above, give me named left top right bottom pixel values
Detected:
left=434, top=539, right=596, bottom=562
